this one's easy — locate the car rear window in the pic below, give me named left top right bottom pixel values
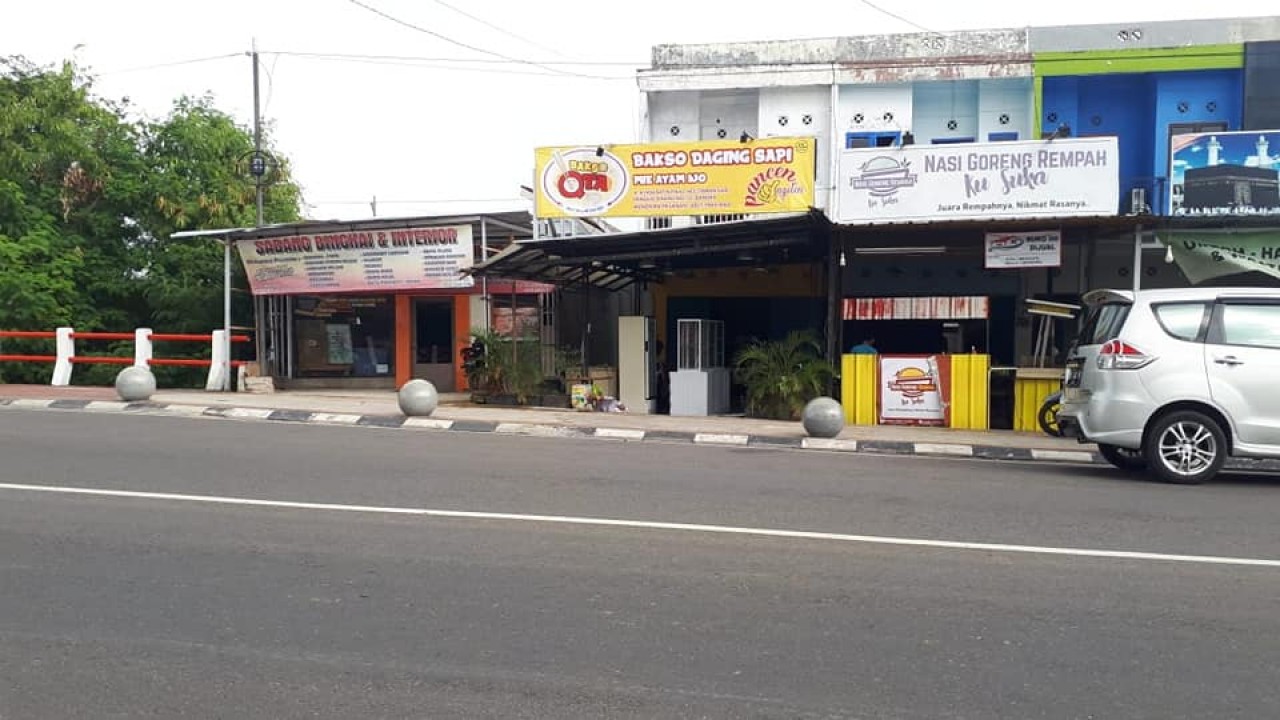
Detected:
left=1153, top=302, right=1209, bottom=341
left=1077, top=302, right=1131, bottom=346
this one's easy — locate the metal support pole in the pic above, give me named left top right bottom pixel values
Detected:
left=223, top=237, right=232, bottom=391
left=1132, top=223, right=1143, bottom=294
left=234, top=40, right=266, bottom=391
left=480, top=218, right=490, bottom=333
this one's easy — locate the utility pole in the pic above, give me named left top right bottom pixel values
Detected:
left=252, top=40, right=264, bottom=228
left=228, top=40, right=266, bottom=391
left=371, top=195, right=377, bottom=217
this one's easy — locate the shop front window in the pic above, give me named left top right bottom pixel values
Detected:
left=491, top=296, right=541, bottom=339
left=293, top=295, right=395, bottom=378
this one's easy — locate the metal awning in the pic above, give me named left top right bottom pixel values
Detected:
left=469, top=210, right=831, bottom=290
left=170, top=210, right=535, bottom=244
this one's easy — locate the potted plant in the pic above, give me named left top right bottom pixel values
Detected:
left=733, top=331, right=833, bottom=421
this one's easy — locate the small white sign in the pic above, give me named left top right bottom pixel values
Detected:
left=985, top=230, right=1062, bottom=269
left=879, top=356, right=945, bottom=425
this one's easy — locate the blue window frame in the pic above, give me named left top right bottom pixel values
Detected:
left=846, top=131, right=902, bottom=149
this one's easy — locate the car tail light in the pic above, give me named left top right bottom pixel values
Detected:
left=1096, top=339, right=1155, bottom=370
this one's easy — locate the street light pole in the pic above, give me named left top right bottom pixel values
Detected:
left=230, top=40, right=267, bottom=391
left=253, top=39, right=264, bottom=230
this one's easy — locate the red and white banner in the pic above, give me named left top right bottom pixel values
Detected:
left=842, top=296, right=989, bottom=321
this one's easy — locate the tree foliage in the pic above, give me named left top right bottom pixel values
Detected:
left=0, top=56, right=301, bottom=384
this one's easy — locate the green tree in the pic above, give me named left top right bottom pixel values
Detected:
left=0, top=57, right=301, bottom=385
left=136, top=95, right=301, bottom=335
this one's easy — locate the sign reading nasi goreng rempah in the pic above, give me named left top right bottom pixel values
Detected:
left=534, top=137, right=816, bottom=218
left=836, top=137, right=1119, bottom=224
left=237, top=224, right=474, bottom=296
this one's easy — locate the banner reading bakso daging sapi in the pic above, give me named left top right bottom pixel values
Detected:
left=836, top=136, right=1119, bottom=224
left=237, top=224, right=474, bottom=296
left=534, top=137, right=816, bottom=218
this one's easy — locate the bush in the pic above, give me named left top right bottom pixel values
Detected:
left=733, top=331, right=833, bottom=420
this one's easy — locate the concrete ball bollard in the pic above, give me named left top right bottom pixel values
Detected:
left=398, top=379, right=439, bottom=417
left=115, top=365, right=157, bottom=402
left=802, top=396, right=844, bottom=439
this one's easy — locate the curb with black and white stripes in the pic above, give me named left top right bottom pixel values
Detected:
left=1, top=396, right=1114, bottom=466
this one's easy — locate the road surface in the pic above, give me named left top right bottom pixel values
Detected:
left=1, top=409, right=1278, bottom=718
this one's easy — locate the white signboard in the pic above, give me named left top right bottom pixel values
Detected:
left=879, top=356, right=945, bottom=426
left=984, top=230, right=1062, bottom=269
left=837, top=137, right=1119, bottom=224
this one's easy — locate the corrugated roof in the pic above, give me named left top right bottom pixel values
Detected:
left=470, top=211, right=830, bottom=290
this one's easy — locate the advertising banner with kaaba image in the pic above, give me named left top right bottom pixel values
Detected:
left=1170, top=130, right=1280, bottom=217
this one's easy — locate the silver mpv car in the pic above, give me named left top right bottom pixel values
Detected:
left=1058, top=287, right=1280, bottom=484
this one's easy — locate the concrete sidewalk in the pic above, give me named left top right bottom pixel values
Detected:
left=0, top=384, right=1101, bottom=466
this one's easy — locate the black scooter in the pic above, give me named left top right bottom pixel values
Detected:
left=1038, top=390, right=1063, bottom=437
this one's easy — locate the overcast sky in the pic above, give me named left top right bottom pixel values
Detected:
left=4, top=1, right=1276, bottom=224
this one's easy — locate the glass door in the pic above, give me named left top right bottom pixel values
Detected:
left=414, top=299, right=455, bottom=392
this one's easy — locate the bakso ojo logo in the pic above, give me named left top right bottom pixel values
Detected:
left=541, top=148, right=630, bottom=216
left=851, top=156, right=918, bottom=198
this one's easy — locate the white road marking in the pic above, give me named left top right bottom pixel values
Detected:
left=801, top=438, right=858, bottom=452
left=694, top=433, right=750, bottom=446
left=913, top=443, right=974, bottom=457
left=2, top=482, right=1275, bottom=569
left=402, top=417, right=453, bottom=430
left=8, top=399, right=53, bottom=408
left=223, top=407, right=275, bottom=420
left=595, top=427, right=646, bottom=441
left=84, top=401, right=129, bottom=412
left=1031, top=449, right=1098, bottom=464
left=160, top=405, right=212, bottom=416
left=310, top=413, right=363, bottom=425
left=495, top=422, right=581, bottom=437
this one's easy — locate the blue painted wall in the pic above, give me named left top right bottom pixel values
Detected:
left=1151, top=70, right=1243, bottom=210
left=1042, top=69, right=1243, bottom=214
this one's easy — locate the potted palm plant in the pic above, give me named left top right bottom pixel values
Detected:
left=733, top=331, right=833, bottom=421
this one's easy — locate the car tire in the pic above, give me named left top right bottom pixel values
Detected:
left=1143, top=411, right=1227, bottom=485
left=1098, top=444, right=1146, bottom=472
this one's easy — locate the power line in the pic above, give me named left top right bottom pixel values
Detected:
left=344, top=0, right=618, bottom=79
left=96, top=52, right=242, bottom=76
left=264, top=50, right=632, bottom=80
left=262, top=49, right=642, bottom=67
left=311, top=197, right=525, bottom=205
left=424, top=0, right=569, bottom=60
left=857, top=0, right=934, bottom=33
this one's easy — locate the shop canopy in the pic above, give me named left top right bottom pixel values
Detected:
left=469, top=210, right=832, bottom=291
left=170, top=210, right=536, bottom=246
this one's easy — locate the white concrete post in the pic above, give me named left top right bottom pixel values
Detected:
left=206, top=330, right=228, bottom=391
left=134, top=328, right=153, bottom=368
left=52, top=327, right=75, bottom=386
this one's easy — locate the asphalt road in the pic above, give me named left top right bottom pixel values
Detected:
left=2, top=409, right=1279, bottom=719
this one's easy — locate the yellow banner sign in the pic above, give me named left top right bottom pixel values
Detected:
left=534, top=137, right=816, bottom=218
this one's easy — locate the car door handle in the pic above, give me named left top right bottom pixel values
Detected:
left=1214, top=355, right=1244, bottom=366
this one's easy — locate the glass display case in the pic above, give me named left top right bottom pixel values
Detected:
left=671, top=319, right=730, bottom=416
left=676, top=319, right=724, bottom=370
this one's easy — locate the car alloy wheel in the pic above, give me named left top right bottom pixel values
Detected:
left=1144, top=411, right=1226, bottom=485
